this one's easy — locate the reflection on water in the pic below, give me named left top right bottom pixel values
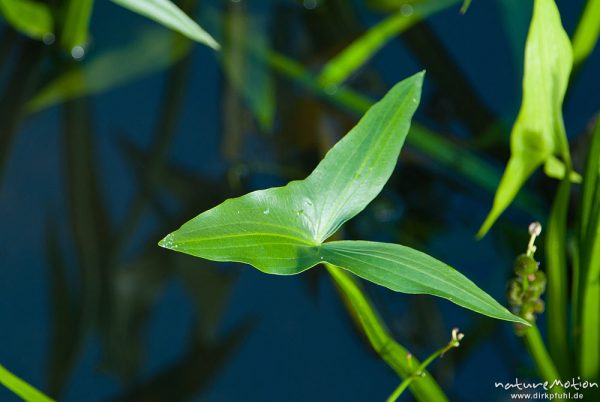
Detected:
left=0, top=1, right=597, bottom=401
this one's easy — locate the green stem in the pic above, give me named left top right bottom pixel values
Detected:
left=523, top=325, right=564, bottom=394
left=386, top=340, right=459, bottom=402
left=545, top=176, right=572, bottom=376
left=325, top=264, right=448, bottom=402
left=0, top=364, right=56, bottom=402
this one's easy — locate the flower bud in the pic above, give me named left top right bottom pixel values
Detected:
left=514, top=254, right=539, bottom=276
left=507, top=279, right=524, bottom=306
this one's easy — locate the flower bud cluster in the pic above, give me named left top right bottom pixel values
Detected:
left=508, top=253, right=547, bottom=335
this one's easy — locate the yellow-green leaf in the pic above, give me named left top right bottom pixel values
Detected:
left=60, top=0, right=94, bottom=51
left=478, top=0, right=572, bottom=237
left=0, top=0, right=53, bottom=40
left=572, top=0, right=600, bottom=68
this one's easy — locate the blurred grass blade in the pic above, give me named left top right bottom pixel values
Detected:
left=45, top=222, right=80, bottom=397
left=326, top=265, right=448, bottom=402
left=318, top=0, right=458, bottom=88
left=578, top=118, right=600, bottom=380
left=322, top=241, right=527, bottom=324
left=0, top=0, right=53, bottom=40
left=545, top=176, right=571, bottom=376
left=111, top=0, right=219, bottom=50
left=0, top=364, right=55, bottom=402
left=572, top=0, right=600, bottom=68
left=27, top=29, right=191, bottom=112
left=220, top=9, right=275, bottom=132
left=478, top=0, right=572, bottom=237
left=60, top=0, right=94, bottom=51
left=460, top=0, right=472, bottom=14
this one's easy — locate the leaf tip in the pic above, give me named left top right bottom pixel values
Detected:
left=158, top=233, right=176, bottom=250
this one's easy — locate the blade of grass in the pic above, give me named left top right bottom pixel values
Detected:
left=460, top=0, right=472, bottom=14
left=0, top=364, right=56, bottom=402
left=577, top=119, right=600, bottom=381
left=317, top=0, right=458, bottom=88
left=326, top=264, right=448, bottom=402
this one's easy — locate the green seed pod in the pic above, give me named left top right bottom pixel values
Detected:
left=514, top=254, right=539, bottom=276
left=529, top=271, right=547, bottom=294
left=533, top=299, right=545, bottom=313
left=514, top=322, right=529, bottom=336
left=507, top=279, right=524, bottom=306
left=521, top=300, right=536, bottom=316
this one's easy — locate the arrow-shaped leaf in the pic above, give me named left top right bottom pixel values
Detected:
left=160, top=72, right=526, bottom=324
left=478, top=0, right=572, bottom=237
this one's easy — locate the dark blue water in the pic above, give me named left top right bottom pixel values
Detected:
left=0, top=0, right=598, bottom=401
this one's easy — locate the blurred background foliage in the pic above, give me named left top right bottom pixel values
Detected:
left=0, top=0, right=598, bottom=401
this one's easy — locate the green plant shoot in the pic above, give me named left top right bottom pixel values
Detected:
left=478, top=0, right=572, bottom=237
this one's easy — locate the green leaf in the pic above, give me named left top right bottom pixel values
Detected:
left=60, top=0, right=94, bottom=51
left=111, top=0, right=219, bottom=50
left=0, top=0, right=53, bottom=40
left=572, top=0, right=600, bottom=68
left=27, top=29, right=191, bottom=113
left=322, top=241, right=524, bottom=323
left=160, top=72, right=525, bottom=324
left=0, top=364, right=55, bottom=402
left=317, top=0, right=458, bottom=88
left=478, top=0, right=572, bottom=237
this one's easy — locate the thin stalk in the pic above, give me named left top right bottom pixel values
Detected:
left=387, top=331, right=463, bottom=402
left=523, top=325, right=565, bottom=394
left=326, top=264, right=449, bottom=402
left=0, top=364, right=55, bottom=402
